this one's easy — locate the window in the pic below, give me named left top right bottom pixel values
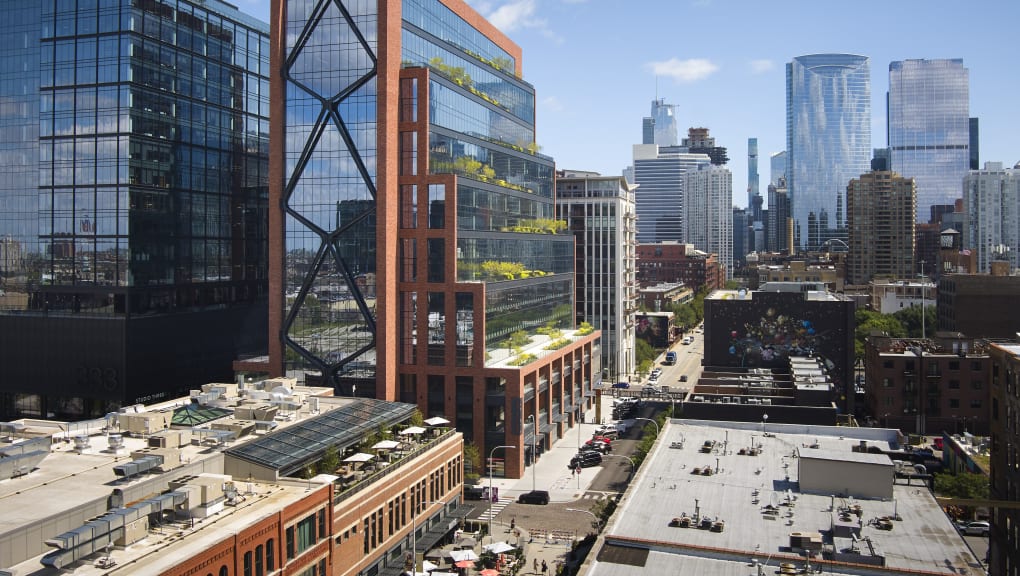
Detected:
left=972, top=380, right=983, bottom=390
left=428, top=184, right=445, bottom=229
left=255, top=544, right=263, bottom=576
left=244, top=551, right=252, bottom=576
left=971, top=399, right=982, bottom=409
left=266, top=538, right=275, bottom=571
left=296, top=513, right=317, bottom=555
left=949, top=380, right=960, bottom=389
left=949, top=399, right=960, bottom=408
left=882, top=378, right=892, bottom=388
left=400, top=132, right=417, bottom=175
left=427, top=239, right=444, bottom=282
left=286, top=526, right=295, bottom=560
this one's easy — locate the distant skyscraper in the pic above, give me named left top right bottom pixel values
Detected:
left=969, top=118, right=980, bottom=170
left=0, top=0, right=270, bottom=419
left=767, top=178, right=792, bottom=254
left=557, top=172, right=637, bottom=382
left=682, top=127, right=729, bottom=166
left=643, top=98, right=679, bottom=146
left=888, top=59, right=970, bottom=223
left=963, top=162, right=1020, bottom=274
left=770, top=151, right=787, bottom=187
left=846, top=171, right=917, bottom=285
left=748, top=138, right=759, bottom=207
left=787, top=54, right=871, bottom=251
left=632, top=144, right=710, bottom=243
left=684, top=164, right=733, bottom=276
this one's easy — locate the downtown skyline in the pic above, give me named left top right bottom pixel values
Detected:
left=236, top=0, right=1020, bottom=207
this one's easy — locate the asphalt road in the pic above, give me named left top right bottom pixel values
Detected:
left=496, top=403, right=661, bottom=534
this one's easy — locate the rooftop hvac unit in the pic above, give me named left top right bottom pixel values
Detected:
left=73, top=436, right=90, bottom=453
left=107, top=434, right=124, bottom=451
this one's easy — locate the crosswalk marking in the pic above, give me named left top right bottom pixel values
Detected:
left=479, top=497, right=513, bottom=521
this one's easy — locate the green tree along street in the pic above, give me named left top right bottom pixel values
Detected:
left=892, top=304, right=938, bottom=338
left=935, top=472, right=990, bottom=500
left=635, top=339, right=655, bottom=378
left=854, top=309, right=907, bottom=360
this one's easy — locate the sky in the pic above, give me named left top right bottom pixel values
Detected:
left=239, top=0, right=1020, bottom=209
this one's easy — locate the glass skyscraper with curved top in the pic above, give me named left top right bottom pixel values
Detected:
left=786, top=54, right=871, bottom=251
left=271, top=0, right=598, bottom=478
left=888, top=59, right=969, bottom=223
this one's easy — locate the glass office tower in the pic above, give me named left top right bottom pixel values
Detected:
left=888, top=59, right=969, bottom=223
left=0, top=0, right=269, bottom=419
left=786, top=54, right=871, bottom=251
left=272, top=0, right=597, bottom=478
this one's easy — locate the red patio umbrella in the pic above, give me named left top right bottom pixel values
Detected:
left=454, top=560, right=475, bottom=569
left=479, top=569, right=499, bottom=576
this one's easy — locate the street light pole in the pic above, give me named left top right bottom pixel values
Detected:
left=488, top=445, right=516, bottom=545
left=410, top=500, right=446, bottom=575
left=565, top=507, right=600, bottom=533
left=527, top=415, right=536, bottom=492
left=634, top=417, right=659, bottom=437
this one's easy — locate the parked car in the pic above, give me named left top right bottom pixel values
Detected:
left=569, top=451, right=603, bottom=469
left=679, top=375, right=688, bottom=383
left=517, top=490, right=550, bottom=505
left=612, top=381, right=630, bottom=389
left=650, top=368, right=663, bottom=379
left=584, top=440, right=611, bottom=453
left=464, top=485, right=486, bottom=500
left=594, top=428, right=619, bottom=440
left=959, top=521, right=990, bottom=536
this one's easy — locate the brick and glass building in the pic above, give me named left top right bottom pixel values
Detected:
left=0, top=0, right=270, bottom=419
left=268, top=0, right=598, bottom=478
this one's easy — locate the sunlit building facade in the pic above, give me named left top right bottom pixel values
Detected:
left=888, top=59, right=970, bottom=223
left=786, top=54, right=871, bottom=252
left=270, top=0, right=598, bottom=478
left=556, top=171, right=637, bottom=384
left=0, top=0, right=269, bottom=419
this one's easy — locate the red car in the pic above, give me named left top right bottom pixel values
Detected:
left=588, top=436, right=612, bottom=445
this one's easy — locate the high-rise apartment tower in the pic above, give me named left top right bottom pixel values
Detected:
left=888, top=59, right=970, bottom=223
left=787, top=54, right=871, bottom=252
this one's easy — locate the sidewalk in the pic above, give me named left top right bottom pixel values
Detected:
left=484, top=394, right=617, bottom=503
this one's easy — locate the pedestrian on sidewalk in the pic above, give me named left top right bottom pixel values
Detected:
left=510, top=517, right=515, bottom=532
left=533, top=558, right=539, bottom=573
left=541, top=559, right=548, bottom=575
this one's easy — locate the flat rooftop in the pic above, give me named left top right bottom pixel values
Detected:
left=585, top=420, right=983, bottom=576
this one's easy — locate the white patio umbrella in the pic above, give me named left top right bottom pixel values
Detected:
left=424, top=416, right=450, bottom=426
left=372, top=440, right=401, bottom=450
left=343, top=452, right=375, bottom=463
left=482, top=541, right=515, bottom=554
left=399, top=426, right=427, bottom=435
left=449, top=549, right=479, bottom=562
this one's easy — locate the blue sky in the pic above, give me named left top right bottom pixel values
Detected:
left=241, top=0, right=1020, bottom=208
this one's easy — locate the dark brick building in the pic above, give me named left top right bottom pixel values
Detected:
left=988, top=341, right=1020, bottom=576
left=636, top=242, right=725, bottom=293
left=864, top=334, right=989, bottom=435
left=937, top=264, right=1020, bottom=339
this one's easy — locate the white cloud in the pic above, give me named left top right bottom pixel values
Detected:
left=646, top=58, right=719, bottom=83
left=749, top=59, right=775, bottom=74
left=487, top=0, right=541, bottom=32
left=541, top=96, right=564, bottom=112
left=481, top=0, right=564, bottom=43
